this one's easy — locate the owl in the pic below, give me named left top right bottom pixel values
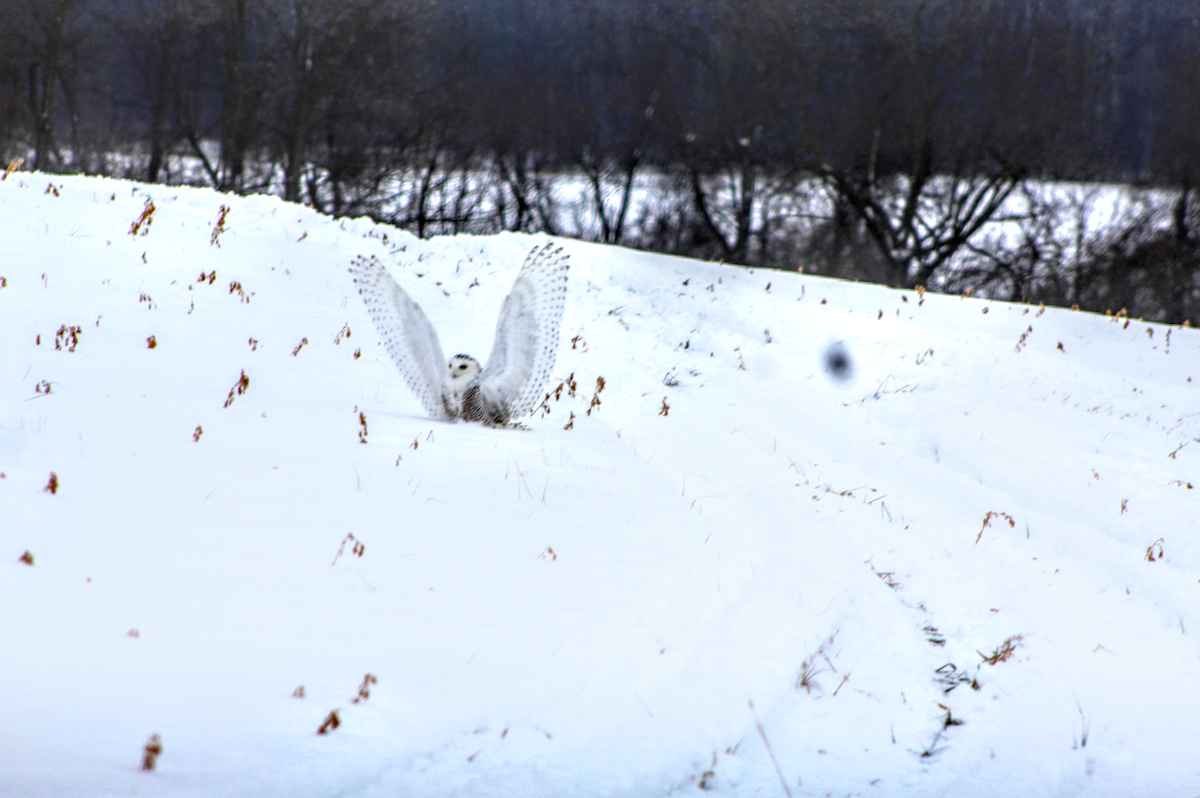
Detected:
left=350, top=242, right=570, bottom=426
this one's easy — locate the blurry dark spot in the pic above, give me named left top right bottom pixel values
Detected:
left=823, top=342, right=853, bottom=381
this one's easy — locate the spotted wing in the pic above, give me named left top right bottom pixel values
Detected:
left=349, top=255, right=450, bottom=420
left=479, top=242, right=570, bottom=420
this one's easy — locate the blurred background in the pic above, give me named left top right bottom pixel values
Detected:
left=3, top=0, right=1198, bottom=323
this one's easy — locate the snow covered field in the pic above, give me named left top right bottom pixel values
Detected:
left=2, top=172, right=1198, bottom=797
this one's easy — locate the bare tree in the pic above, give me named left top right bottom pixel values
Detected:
left=261, top=0, right=402, bottom=203
left=0, top=7, right=29, bottom=161
left=102, top=0, right=196, bottom=182
left=216, top=0, right=256, bottom=190
left=14, top=0, right=83, bottom=171
left=653, top=0, right=804, bottom=266
left=796, top=0, right=1047, bottom=287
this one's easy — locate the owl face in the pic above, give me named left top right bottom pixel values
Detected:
left=447, top=354, right=481, bottom=385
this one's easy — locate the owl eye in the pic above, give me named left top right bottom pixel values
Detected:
left=458, top=364, right=468, bottom=370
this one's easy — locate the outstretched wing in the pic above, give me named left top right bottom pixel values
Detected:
left=479, top=242, right=570, bottom=420
left=349, top=255, right=450, bottom=420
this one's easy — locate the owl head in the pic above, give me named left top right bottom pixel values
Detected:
left=447, top=354, right=482, bottom=385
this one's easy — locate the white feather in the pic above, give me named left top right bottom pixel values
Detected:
left=349, top=255, right=450, bottom=420
left=480, top=242, right=571, bottom=419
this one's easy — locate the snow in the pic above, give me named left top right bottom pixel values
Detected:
left=2, top=172, right=1198, bottom=798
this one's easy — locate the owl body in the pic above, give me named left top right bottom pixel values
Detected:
left=350, top=244, right=569, bottom=427
left=440, top=354, right=509, bottom=425
left=446, top=383, right=488, bottom=424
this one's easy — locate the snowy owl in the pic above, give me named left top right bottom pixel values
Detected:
left=350, top=242, right=569, bottom=426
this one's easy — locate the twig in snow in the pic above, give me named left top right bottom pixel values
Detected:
left=975, top=511, right=1015, bottom=544
left=210, top=205, right=230, bottom=247
left=140, top=734, right=163, bottom=771
left=129, top=199, right=156, bottom=237
left=223, top=370, right=249, bottom=408
left=351, top=673, right=377, bottom=703
left=317, top=710, right=340, bottom=735
left=1073, top=698, right=1090, bottom=749
left=749, top=700, right=795, bottom=796
left=331, top=533, right=365, bottom=566
left=587, top=376, right=606, bottom=416
left=978, top=635, right=1023, bottom=665
left=832, top=672, right=851, bottom=696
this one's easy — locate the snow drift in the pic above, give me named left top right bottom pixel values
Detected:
left=2, top=173, right=1198, bottom=797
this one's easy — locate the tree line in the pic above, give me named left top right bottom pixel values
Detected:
left=2, top=0, right=1198, bottom=323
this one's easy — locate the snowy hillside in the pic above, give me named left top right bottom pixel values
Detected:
left=2, top=172, right=1198, bottom=798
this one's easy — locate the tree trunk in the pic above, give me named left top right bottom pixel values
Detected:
left=28, top=0, right=73, bottom=171
left=219, top=0, right=250, bottom=193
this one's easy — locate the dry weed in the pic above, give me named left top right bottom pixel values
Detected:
left=210, top=205, right=230, bottom=247
left=749, top=700, right=794, bottom=797
left=934, top=662, right=979, bottom=693
left=586, top=376, right=606, bottom=416
left=2, top=157, right=24, bottom=179
left=129, top=199, right=155, bottom=236
left=539, top=373, right=579, bottom=417
left=317, top=710, right=340, bottom=735
left=796, top=632, right=839, bottom=694
left=979, top=634, right=1024, bottom=665
left=352, top=674, right=377, bottom=704
left=55, top=325, right=81, bottom=352
left=140, top=734, right=163, bottom=771
left=223, top=370, right=250, bottom=408
left=871, top=566, right=901, bottom=590
left=229, top=281, right=252, bottom=303
left=331, top=533, right=365, bottom=566
left=975, top=511, right=1014, bottom=544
